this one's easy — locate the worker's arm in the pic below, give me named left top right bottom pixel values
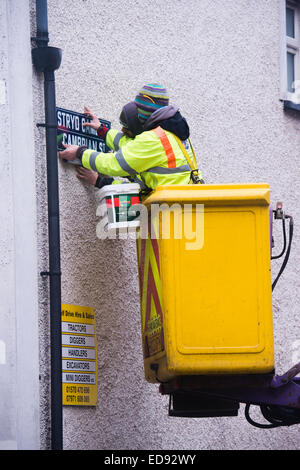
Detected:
left=105, top=129, right=132, bottom=151
left=58, top=131, right=163, bottom=177
left=75, top=166, right=114, bottom=187
left=82, top=105, right=132, bottom=151
left=80, top=131, right=163, bottom=177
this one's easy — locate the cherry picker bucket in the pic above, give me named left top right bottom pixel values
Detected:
left=137, top=183, right=274, bottom=383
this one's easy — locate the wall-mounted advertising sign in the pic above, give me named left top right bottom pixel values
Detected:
left=61, top=304, right=97, bottom=406
left=56, top=107, right=111, bottom=153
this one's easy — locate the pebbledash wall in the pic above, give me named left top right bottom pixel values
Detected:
left=2, top=0, right=300, bottom=450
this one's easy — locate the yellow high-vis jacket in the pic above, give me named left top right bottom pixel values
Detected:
left=81, top=127, right=202, bottom=191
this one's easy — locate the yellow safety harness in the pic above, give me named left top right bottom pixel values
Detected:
left=173, top=134, right=204, bottom=184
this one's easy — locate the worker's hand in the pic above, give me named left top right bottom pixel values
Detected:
left=58, top=142, right=78, bottom=161
left=76, top=167, right=98, bottom=186
left=83, top=105, right=100, bottom=131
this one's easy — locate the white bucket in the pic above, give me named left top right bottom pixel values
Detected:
left=98, top=183, right=141, bottom=233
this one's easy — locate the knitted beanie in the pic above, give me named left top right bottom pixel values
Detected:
left=134, top=84, right=169, bottom=123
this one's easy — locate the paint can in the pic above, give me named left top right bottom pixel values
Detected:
left=98, top=183, right=141, bottom=233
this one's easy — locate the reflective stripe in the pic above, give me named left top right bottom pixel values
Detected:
left=152, top=127, right=176, bottom=168
left=144, top=164, right=190, bottom=174
left=115, top=148, right=137, bottom=175
left=113, top=132, right=124, bottom=150
left=89, top=151, right=99, bottom=171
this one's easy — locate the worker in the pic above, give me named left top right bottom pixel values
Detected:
left=59, top=84, right=203, bottom=192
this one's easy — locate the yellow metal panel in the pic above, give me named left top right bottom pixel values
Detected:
left=138, top=184, right=274, bottom=382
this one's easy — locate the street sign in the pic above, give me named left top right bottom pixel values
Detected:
left=61, top=304, right=98, bottom=406
left=56, top=107, right=111, bottom=153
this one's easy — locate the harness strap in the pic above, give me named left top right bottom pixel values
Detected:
left=172, top=134, right=203, bottom=184
left=172, top=135, right=197, bottom=171
left=152, top=127, right=176, bottom=168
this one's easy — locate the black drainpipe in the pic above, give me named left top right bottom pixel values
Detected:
left=31, top=0, right=63, bottom=450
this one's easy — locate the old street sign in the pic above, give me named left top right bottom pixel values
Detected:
left=56, top=107, right=111, bottom=153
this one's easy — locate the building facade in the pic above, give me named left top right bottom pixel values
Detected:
left=0, top=0, right=299, bottom=450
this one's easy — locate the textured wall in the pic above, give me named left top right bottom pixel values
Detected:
left=0, top=1, right=17, bottom=449
left=32, top=0, right=300, bottom=449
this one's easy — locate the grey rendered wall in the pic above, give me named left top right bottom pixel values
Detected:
left=32, top=0, right=300, bottom=449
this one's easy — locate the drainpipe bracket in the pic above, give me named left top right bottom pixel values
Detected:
left=36, top=123, right=58, bottom=129
left=40, top=271, right=62, bottom=277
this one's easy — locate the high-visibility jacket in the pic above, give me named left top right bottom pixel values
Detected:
left=81, top=127, right=202, bottom=191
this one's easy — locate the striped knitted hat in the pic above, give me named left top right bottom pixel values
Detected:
left=134, top=83, right=169, bottom=123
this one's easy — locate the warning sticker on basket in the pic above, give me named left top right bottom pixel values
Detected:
left=61, top=304, right=97, bottom=406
